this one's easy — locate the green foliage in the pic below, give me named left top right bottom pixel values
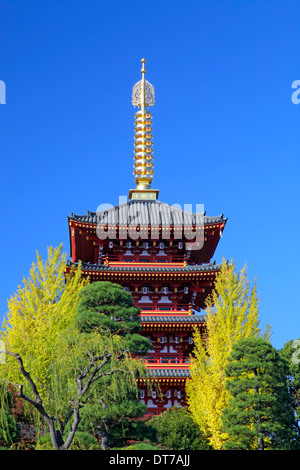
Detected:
left=0, top=385, right=20, bottom=447
left=0, top=248, right=148, bottom=450
left=279, top=338, right=300, bottom=438
left=75, top=281, right=151, bottom=355
left=35, top=432, right=57, bottom=450
left=73, top=281, right=151, bottom=449
left=222, top=337, right=298, bottom=450
left=186, top=260, right=270, bottom=449
left=116, top=418, right=156, bottom=444
left=76, top=393, right=148, bottom=442
left=0, top=244, right=87, bottom=411
left=147, top=407, right=211, bottom=450
left=51, top=320, right=147, bottom=417
left=122, top=442, right=161, bottom=450
left=68, top=431, right=101, bottom=450
left=0, top=410, right=20, bottom=447
left=36, top=431, right=101, bottom=450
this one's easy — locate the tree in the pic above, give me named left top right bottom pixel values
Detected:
left=77, top=391, right=148, bottom=448
left=186, top=260, right=270, bottom=449
left=147, top=406, right=211, bottom=450
left=1, top=330, right=145, bottom=450
left=0, top=246, right=147, bottom=450
left=222, top=337, right=297, bottom=450
left=279, top=338, right=300, bottom=440
left=0, top=244, right=86, bottom=402
left=75, top=281, right=151, bottom=355
left=74, top=281, right=152, bottom=449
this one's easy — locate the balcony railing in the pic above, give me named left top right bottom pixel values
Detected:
left=107, top=260, right=185, bottom=267
left=140, top=310, right=191, bottom=316
left=145, top=359, right=190, bottom=369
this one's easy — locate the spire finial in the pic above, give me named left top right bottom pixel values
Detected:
left=129, top=59, right=159, bottom=201
left=132, top=58, right=155, bottom=108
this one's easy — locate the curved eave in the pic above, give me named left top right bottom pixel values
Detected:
left=68, top=199, right=227, bottom=227
left=140, top=315, right=205, bottom=331
left=138, top=369, right=190, bottom=380
left=67, top=201, right=227, bottom=263
left=66, top=259, right=222, bottom=275
left=140, top=315, right=205, bottom=322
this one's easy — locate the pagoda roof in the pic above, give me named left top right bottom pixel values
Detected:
left=146, top=369, right=190, bottom=378
left=69, top=199, right=226, bottom=227
left=66, top=259, right=221, bottom=274
left=140, top=315, right=205, bottom=323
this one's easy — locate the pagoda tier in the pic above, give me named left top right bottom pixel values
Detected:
left=137, top=317, right=204, bottom=411
left=68, top=200, right=226, bottom=267
left=139, top=315, right=205, bottom=365
left=138, top=369, right=190, bottom=411
left=66, top=260, right=221, bottom=312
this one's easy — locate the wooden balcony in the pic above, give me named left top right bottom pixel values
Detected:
left=145, top=359, right=190, bottom=369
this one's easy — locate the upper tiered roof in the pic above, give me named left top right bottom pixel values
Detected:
left=69, top=199, right=226, bottom=227
left=68, top=199, right=226, bottom=265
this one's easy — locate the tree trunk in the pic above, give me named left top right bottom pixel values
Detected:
left=100, top=418, right=110, bottom=450
left=101, top=432, right=109, bottom=450
left=47, top=418, right=60, bottom=450
left=257, top=433, right=264, bottom=450
left=55, top=430, right=65, bottom=449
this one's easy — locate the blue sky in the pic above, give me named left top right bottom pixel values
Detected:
left=0, top=0, right=299, bottom=350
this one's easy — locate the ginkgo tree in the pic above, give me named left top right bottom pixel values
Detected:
left=0, top=245, right=86, bottom=400
left=0, top=245, right=147, bottom=450
left=186, top=260, right=271, bottom=450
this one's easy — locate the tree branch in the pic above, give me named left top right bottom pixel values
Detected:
left=2, top=350, right=61, bottom=450
left=4, top=351, right=44, bottom=409
left=1, top=343, right=138, bottom=451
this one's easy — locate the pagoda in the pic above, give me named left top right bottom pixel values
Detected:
left=66, top=59, right=227, bottom=414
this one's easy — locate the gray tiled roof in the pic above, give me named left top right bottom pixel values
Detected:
left=146, top=369, right=190, bottom=378
left=140, top=315, right=205, bottom=323
left=66, top=260, right=221, bottom=273
left=69, top=200, right=226, bottom=226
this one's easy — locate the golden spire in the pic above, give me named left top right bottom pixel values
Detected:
left=129, top=58, right=159, bottom=201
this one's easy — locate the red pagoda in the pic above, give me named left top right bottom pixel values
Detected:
left=66, top=59, right=227, bottom=414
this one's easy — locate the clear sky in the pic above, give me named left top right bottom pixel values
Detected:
left=0, top=0, right=299, bottom=350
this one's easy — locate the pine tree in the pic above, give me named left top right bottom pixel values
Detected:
left=147, top=406, right=211, bottom=450
left=74, top=281, right=152, bottom=448
left=222, top=337, right=297, bottom=450
left=279, top=339, right=300, bottom=443
left=186, top=260, right=270, bottom=449
left=75, top=281, right=151, bottom=355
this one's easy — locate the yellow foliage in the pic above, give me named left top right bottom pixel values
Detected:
left=0, top=245, right=87, bottom=401
left=186, top=260, right=271, bottom=450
